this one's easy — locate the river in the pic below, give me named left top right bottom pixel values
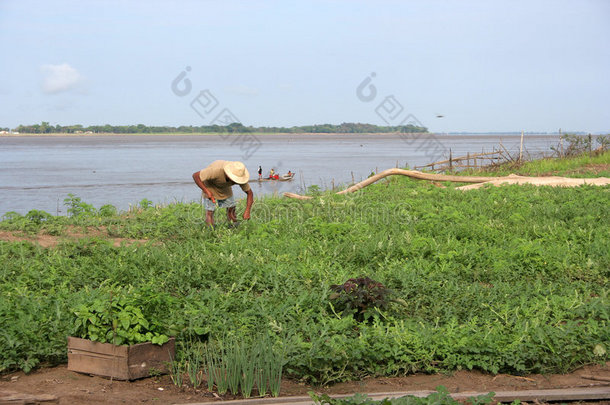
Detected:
left=0, top=133, right=562, bottom=215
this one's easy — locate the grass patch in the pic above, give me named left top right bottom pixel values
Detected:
left=462, top=151, right=610, bottom=178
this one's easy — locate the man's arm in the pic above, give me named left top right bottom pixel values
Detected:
left=192, top=171, right=216, bottom=203
left=243, top=189, right=253, bottom=220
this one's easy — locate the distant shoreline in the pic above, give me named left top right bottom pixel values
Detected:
left=0, top=132, right=428, bottom=137
left=0, top=132, right=565, bottom=138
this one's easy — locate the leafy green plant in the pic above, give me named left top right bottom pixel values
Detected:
left=307, top=184, right=322, bottom=196
left=139, top=199, right=153, bottom=209
left=64, top=193, right=95, bottom=218
left=25, top=209, right=53, bottom=224
left=98, top=204, right=117, bottom=217
left=73, top=286, right=170, bottom=346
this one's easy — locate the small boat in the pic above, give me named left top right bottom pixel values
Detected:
left=250, top=173, right=295, bottom=182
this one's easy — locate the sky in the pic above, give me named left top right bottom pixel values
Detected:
left=0, top=0, right=609, bottom=133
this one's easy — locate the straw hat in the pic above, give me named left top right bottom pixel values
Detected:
left=223, top=161, right=250, bottom=184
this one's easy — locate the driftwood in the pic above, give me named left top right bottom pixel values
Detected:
left=336, top=169, right=505, bottom=194
left=283, top=168, right=610, bottom=199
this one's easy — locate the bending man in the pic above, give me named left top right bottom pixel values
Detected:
left=192, top=160, right=253, bottom=227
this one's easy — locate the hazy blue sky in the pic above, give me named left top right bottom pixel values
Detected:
left=1, top=0, right=608, bottom=132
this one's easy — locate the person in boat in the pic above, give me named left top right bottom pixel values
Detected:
left=258, top=165, right=262, bottom=180
left=268, top=168, right=275, bottom=179
left=287, top=170, right=292, bottom=177
left=192, top=160, right=253, bottom=228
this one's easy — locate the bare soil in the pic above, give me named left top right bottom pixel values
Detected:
left=0, top=227, right=149, bottom=248
left=1, top=362, right=609, bottom=404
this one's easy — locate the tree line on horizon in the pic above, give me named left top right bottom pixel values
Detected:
left=9, top=121, right=427, bottom=134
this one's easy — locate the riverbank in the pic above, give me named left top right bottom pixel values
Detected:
left=1, top=152, right=608, bottom=391
left=1, top=132, right=566, bottom=216
left=465, top=148, right=610, bottom=177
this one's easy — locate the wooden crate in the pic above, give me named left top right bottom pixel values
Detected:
left=67, top=336, right=175, bottom=380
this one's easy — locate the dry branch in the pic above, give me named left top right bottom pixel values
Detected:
left=283, top=168, right=610, bottom=199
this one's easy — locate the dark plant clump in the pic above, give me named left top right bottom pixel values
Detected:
left=329, top=277, right=391, bottom=321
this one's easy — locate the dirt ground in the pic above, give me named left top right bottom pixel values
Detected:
left=1, top=362, right=609, bottom=405
left=0, top=227, right=149, bottom=248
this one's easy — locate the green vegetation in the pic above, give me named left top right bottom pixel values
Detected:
left=181, top=333, right=285, bottom=397
left=465, top=148, right=610, bottom=178
left=13, top=121, right=427, bottom=134
left=0, top=155, right=608, bottom=393
left=73, top=285, right=171, bottom=345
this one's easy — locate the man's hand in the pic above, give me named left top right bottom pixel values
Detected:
left=193, top=171, right=216, bottom=203
left=243, top=189, right=253, bottom=220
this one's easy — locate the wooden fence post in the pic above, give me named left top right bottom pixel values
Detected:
left=519, top=130, right=524, bottom=162
left=449, top=149, right=453, bottom=172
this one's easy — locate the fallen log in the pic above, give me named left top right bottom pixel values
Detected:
left=283, top=192, right=314, bottom=200
left=335, top=168, right=505, bottom=195
left=283, top=168, right=610, bottom=199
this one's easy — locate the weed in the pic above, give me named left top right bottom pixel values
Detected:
left=64, top=193, right=95, bottom=218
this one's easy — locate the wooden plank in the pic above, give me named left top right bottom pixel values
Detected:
left=67, top=337, right=130, bottom=380
left=67, top=352, right=129, bottom=380
left=127, top=338, right=175, bottom=379
left=177, top=386, right=610, bottom=405
left=0, top=390, right=58, bottom=404
left=372, top=387, right=610, bottom=403
left=67, top=336, right=175, bottom=380
left=67, top=337, right=127, bottom=357
left=470, top=386, right=610, bottom=402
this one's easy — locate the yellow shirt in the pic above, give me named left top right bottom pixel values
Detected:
left=199, top=160, right=251, bottom=200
